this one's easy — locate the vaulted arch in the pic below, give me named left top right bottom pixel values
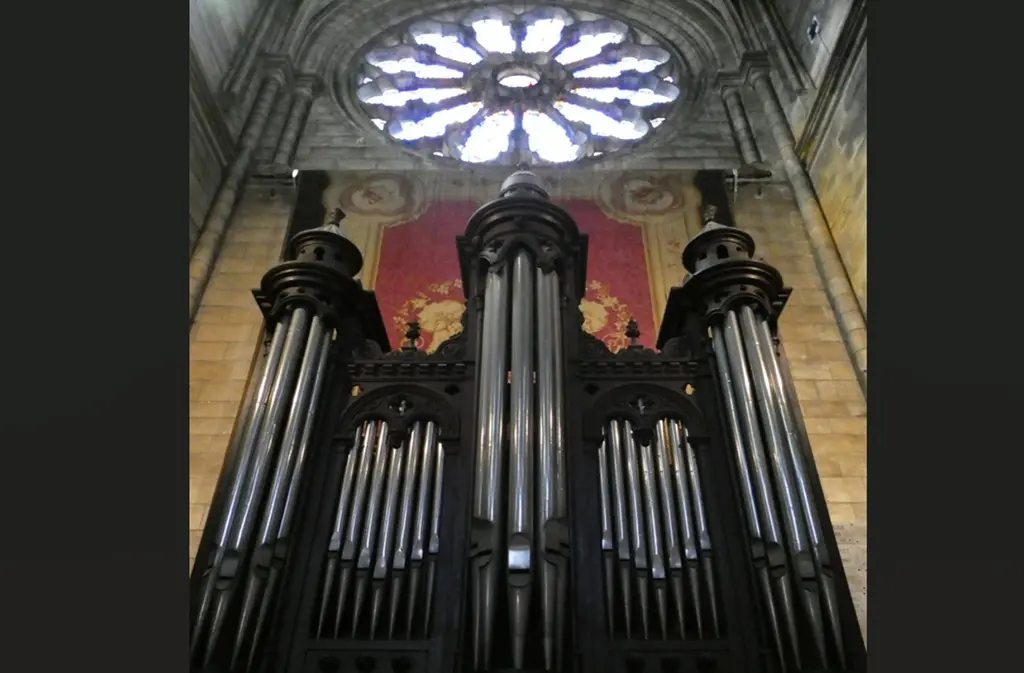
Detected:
left=294, top=0, right=745, bottom=78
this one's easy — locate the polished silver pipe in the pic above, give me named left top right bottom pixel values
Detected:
left=710, top=327, right=766, bottom=535
left=679, top=422, right=721, bottom=638
left=406, top=423, right=438, bottom=637
left=622, top=419, right=651, bottom=639
left=391, top=421, right=430, bottom=638
left=666, top=419, right=704, bottom=638
left=250, top=316, right=328, bottom=550
left=394, top=422, right=427, bottom=570
left=639, top=438, right=669, bottom=639
left=370, top=437, right=407, bottom=638
left=422, top=441, right=445, bottom=636
left=471, top=264, right=511, bottom=670
left=352, top=422, right=395, bottom=635
left=275, top=330, right=334, bottom=542
left=247, top=328, right=334, bottom=666
left=316, top=424, right=363, bottom=637
left=232, top=318, right=331, bottom=665
left=550, top=273, right=569, bottom=671
left=721, top=313, right=801, bottom=666
left=227, top=306, right=312, bottom=551
left=410, top=422, right=438, bottom=563
left=736, top=307, right=828, bottom=665
left=710, top=325, right=788, bottom=669
left=653, top=420, right=686, bottom=637
left=376, top=437, right=413, bottom=586
left=428, top=441, right=445, bottom=556
left=202, top=306, right=312, bottom=664
left=607, top=419, right=634, bottom=637
left=336, top=421, right=388, bottom=635
left=746, top=307, right=843, bottom=667
left=597, top=439, right=616, bottom=635
left=471, top=267, right=500, bottom=658
left=536, top=267, right=562, bottom=667
left=206, top=316, right=292, bottom=549
left=191, top=314, right=291, bottom=655
left=507, top=249, right=536, bottom=669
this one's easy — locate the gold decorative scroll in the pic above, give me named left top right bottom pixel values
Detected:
left=394, top=279, right=466, bottom=354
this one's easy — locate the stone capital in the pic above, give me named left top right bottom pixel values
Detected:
left=745, top=67, right=774, bottom=92
left=293, top=74, right=322, bottom=98
left=741, top=52, right=772, bottom=75
left=712, top=73, right=745, bottom=96
left=259, top=54, right=294, bottom=87
left=712, top=52, right=773, bottom=94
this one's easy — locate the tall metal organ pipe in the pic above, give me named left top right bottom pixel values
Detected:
left=537, top=263, right=569, bottom=669
left=470, top=256, right=511, bottom=670
left=186, top=166, right=869, bottom=673
left=312, top=415, right=446, bottom=642
left=678, top=216, right=849, bottom=671
left=468, top=168, right=571, bottom=671
left=190, top=212, right=367, bottom=671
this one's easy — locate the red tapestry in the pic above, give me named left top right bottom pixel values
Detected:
left=374, top=200, right=655, bottom=353
left=565, top=198, right=656, bottom=351
left=375, top=202, right=477, bottom=353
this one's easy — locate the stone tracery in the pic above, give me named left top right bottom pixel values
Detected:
left=352, top=5, right=684, bottom=165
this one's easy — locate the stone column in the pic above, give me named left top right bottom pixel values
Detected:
left=272, top=76, right=318, bottom=167
left=278, top=0, right=324, bottom=57
left=262, top=90, right=294, bottom=162
left=224, top=0, right=280, bottom=96
left=721, top=86, right=769, bottom=178
left=189, top=65, right=289, bottom=323
left=750, top=69, right=867, bottom=391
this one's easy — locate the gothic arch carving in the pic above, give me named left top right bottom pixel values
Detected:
left=336, top=383, right=461, bottom=447
left=581, top=381, right=708, bottom=447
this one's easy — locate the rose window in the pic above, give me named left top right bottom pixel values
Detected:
left=353, top=5, right=683, bottom=165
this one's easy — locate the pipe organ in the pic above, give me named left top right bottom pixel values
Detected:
left=189, top=168, right=867, bottom=673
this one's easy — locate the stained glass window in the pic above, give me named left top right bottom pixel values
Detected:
left=353, top=6, right=682, bottom=165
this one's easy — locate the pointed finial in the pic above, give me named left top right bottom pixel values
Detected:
left=318, top=207, right=347, bottom=236
left=625, top=317, right=641, bottom=348
left=500, top=164, right=549, bottom=199
left=402, top=321, right=421, bottom=351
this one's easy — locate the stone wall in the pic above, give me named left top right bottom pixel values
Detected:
left=772, top=0, right=855, bottom=87
left=738, top=1, right=867, bottom=320
left=188, top=182, right=293, bottom=570
left=189, top=113, right=223, bottom=254
left=756, top=0, right=857, bottom=144
left=189, top=47, right=234, bottom=255
left=808, top=45, right=867, bottom=314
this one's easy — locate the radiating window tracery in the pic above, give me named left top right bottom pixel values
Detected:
left=353, top=5, right=683, bottom=165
